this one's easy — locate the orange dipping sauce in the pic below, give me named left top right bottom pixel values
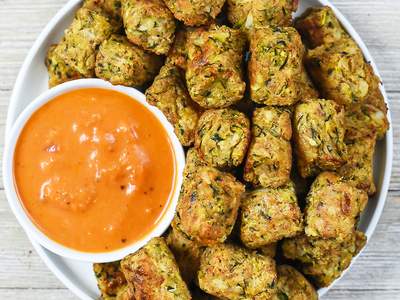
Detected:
left=13, top=88, right=176, bottom=252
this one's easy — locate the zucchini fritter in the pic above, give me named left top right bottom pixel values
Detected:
left=121, top=237, right=191, bottom=300
left=282, top=231, right=367, bottom=287
left=305, top=172, right=368, bottom=241
left=249, top=26, right=304, bottom=106
left=121, top=0, right=176, bottom=55
left=274, top=265, right=318, bottom=300
left=244, top=107, right=292, bottom=188
left=54, top=8, right=116, bottom=77
left=198, top=244, right=277, bottom=300
left=305, top=38, right=371, bottom=107
left=227, top=0, right=298, bottom=33
left=174, top=165, right=245, bottom=246
left=186, top=25, right=246, bottom=109
left=93, top=261, right=134, bottom=300
left=166, top=226, right=205, bottom=284
left=293, top=99, right=347, bottom=178
left=146, top=63, right=201, bottom=146
left=45, top=45, right=84, bottom=87
left=345, top=103, right=389, bottom=141
left=195, top=109, right=251, bottom=169
left=164, top=0, right=225, bottom=26
left=96, top=34, right=163, bottom=86
left=340, top=136, right=376, bottom=195
left=295, top=6, right=347, bottom=49
left=240, top=183, right=303, bottom=248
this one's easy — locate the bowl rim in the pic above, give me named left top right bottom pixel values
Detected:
left=3, top=78, right=186, bottom=263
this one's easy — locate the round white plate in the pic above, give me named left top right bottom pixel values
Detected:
left=5, top=0, right=393, bottom=299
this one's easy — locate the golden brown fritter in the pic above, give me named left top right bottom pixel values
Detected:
left=240, top=183, right=303, bottom=248
left=244, top=107, right=292, bottom=188
left=293, top=99, right=347, bottom=178
left=164, top=0, right=225, bottom=26
left=282, top=231, right=367, bottom=287
left=249, top=26, right=304, bottom=106
left=195, top=109, right=251, bottom=169
left=227, top=0, right=298, bottom=33
left=305, top=172, right=368, bottom=241
left=166, top=226, right=205, bottom=284
left=45, top=45, right=84, bottom=87
left=146, top=63, right=201, bottom=146
left=273, top=265, right=318, bottom=300
left=345, top=103, right=389, bottom=141
left=83, top=0, right=123, bottom=21
left=121, top=237, right=191, bottom=300
left=93, top=261, right=134, bottom=300
left=54, top=8, right=116, bottom=77
left=340, top=136, right=376, bottom=195
left=295, top=6, right=347, bottom=49
left=174, top=166, right=245, bottom=246
left=305, top=38, right=371, bottom=107
left=96, top=34, right=163, bottom=86
left=365, top=64, right=388, bottom=113
left=198, top=244, right=277, bottom=300
left=121, top=0, right=176, bottom=55
left=186, top=25, right=246, bottom=109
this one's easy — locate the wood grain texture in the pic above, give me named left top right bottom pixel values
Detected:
left=0, top=0, right=399, bottom=299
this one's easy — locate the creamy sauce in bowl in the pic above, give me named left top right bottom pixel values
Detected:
left=13, top=88, right=176, bottom=252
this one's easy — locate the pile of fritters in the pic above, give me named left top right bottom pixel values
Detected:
left=46, top=1, right=389, bottom=299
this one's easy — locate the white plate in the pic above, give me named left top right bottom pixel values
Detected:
left=4, top=0, right=393, bottom=299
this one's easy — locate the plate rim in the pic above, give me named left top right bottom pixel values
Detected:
left=3, top=0, right=393, bottom=299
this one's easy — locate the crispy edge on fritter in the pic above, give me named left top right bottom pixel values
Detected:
left=340, top=135, right=376, bottom=195
left=282, top=231, right=367, bottom=287
left=96, top=34, right=163, bottom=86
left=198, top=244, right=277, bottom=300
left=293, top=98, right=347, bottom=178
left=121, top=237, right=191, bottom=300
left=164, top=0, right=225, bottom=26
left=240, top=183, right=303, bottom=248
left=121, top=0, right=176, bottom=55
left=175, top=165, right=245, bottom=246
left=146, top=62, right=200, bottom=146
left=244, top=106, right=293, bottom=188
left=195, top=109, right=251, bottom=168
left=249, top=26, right=304, bottom=106
left=304, top=172, right=368, bottom=241
left=274, top=265, right=318, bottom=300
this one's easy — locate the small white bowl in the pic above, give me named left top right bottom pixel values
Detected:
left=3, top=78, right=185, bottom=263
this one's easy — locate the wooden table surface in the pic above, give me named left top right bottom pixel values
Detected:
left=0, top=0, right=399, bottom=299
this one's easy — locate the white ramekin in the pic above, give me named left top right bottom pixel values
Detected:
left=3, top=78, right=185, bottom=263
